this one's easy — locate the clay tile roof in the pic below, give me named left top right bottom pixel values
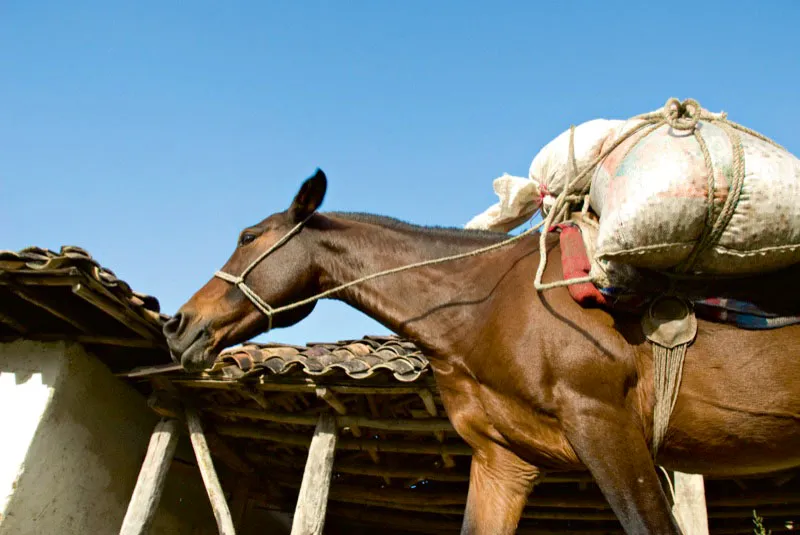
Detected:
left=0, top=246, right=170, bottom=369
left=214, top=335, right=430, bottom=382
left=0, top=246, right=166, bottom=321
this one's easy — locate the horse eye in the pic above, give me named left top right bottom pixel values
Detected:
left=239, top=233, right=257, bottom=246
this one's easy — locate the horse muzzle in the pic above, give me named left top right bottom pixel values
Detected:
left=163, top=312, right=217, bottom=372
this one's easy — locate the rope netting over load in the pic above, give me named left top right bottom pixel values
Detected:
left=532, top=97, right=790, bottom=291
left=463, top=97, right=798, bottom=292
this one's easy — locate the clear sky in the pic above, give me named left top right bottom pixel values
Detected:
left=2, top=2, right=798, bottom=346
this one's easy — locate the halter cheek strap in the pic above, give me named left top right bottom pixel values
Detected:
left=213, top=214, right=314, bottom=333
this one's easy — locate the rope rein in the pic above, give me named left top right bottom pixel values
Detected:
left=214, top=98, right=783, bottom=330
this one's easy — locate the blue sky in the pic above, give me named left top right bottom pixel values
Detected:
left=2, top=1, right=798, bottom=346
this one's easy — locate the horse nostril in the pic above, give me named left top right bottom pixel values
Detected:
left=163, top=312, right=187, bottom=338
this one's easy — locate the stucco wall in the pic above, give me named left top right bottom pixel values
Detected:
left=0, top=340, right=218, bottom=535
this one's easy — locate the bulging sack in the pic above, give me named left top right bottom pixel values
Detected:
left=591, top=120, right=800, bottom=274
left=465, top=119, right=622, bottom=232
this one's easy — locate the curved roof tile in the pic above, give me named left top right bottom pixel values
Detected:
left=215, top=336, right=430, bottom=382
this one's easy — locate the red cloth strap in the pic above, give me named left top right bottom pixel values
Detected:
left=555, top=223, right=607, bottom=308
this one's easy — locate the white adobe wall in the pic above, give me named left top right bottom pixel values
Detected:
left=0, top=340, right=218, bottom=535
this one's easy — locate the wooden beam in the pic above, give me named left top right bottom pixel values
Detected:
left=118, top=363, right=184, bottom=378
left=205, top=433, right=254, bottom=474
left=174, top=376, right=420, bottom=396
left=9, top=285, right=94, bottom=333
left=290, top=413, right=338, bottom=535
left=75, top=275, right=165, bottom=332
left=319, top=483, right=611, bottom=509
left=185, top=408, right=237, bottom=535
left=0, top=333, right=164, bottom=348
left=172, top=378, right=439, bottom=395
left=0, top=270, right=82, bottom=286
left=316, top=387, right=347, bottom=414
left=72, top=282, right=162, bottom=341
left=205, top=406, right=454, bottom=432
left=246, top=452, right=593, bottom=484
left=672, top=472, right=709, bottom=535
left=417, top=388, right=438, bottom=417
left=215, top=424, right=472, bottom=456
left=119, top=419, right=180, bottom=535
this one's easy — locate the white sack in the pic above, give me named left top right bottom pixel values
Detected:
left=465, top=119, right=622, bottom=231
left=591, top=121, right=800, bottom=274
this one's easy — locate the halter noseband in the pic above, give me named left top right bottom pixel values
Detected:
left=213, top=214, right=313, bottom=332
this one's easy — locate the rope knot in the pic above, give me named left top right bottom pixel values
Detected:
left=663, top=97, right=702, bottom=131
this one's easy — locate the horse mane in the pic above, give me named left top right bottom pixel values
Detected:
left=324, top=211, right=508, bottom=244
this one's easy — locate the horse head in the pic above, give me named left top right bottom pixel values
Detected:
left=164, top=169, right=328, bottom=371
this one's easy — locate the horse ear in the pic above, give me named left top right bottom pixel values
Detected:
left=289, top=168, right=327, bottom=222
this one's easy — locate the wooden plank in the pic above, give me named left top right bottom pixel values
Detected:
left=118, top=363, right=184, bottom=378
left=0, top=270, right=82, bottom=286
left=246, top=453, right=594, bottom=483
left=672, top=472, right=709, bottom=535
left=0, top=333, right=162, bottom=348
left=119, top=419, right=180, bottom=535
left=185, top=408, right=237, bottom=535
left=205, top=406, right=454, bottom=432
left=172, top=378, right=435, bottom=395
left=9, top=285, right=94, bottom=332
left=290, top=413, right=338, bottom=535
left=215, top=424, right=472, bottom=456
left=205, top=433, right=254, bottom=474
left=72, top=282, right=162, bottom=341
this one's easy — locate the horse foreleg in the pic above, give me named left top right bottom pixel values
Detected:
left=460, top=443, right=540, bottom=535
left=563, top=402, right=682, bottom=535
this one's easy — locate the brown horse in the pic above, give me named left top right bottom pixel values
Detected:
left=164, top=170, right=800, bottom=535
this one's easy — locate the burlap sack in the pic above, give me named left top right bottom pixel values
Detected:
left=591, top=120, right=800, bottom=274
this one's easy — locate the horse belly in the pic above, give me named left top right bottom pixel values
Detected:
left=658, top=326, right=800, bottom=476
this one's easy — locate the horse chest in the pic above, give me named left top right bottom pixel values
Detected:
left=434, top=364, right=582, bottom=469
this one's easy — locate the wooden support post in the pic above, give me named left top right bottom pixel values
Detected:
left=119, top=419, right=180, bottom=535
left=290, top=413, right=338, bottom=535
left=672, top=472, right=709, bottom=535
left=185, top=408, right=237, bottom=535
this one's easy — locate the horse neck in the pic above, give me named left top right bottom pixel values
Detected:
left=312, top=215, right=511, bottom=354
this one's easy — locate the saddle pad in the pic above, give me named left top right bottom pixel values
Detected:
left=556, top=223, right=607, bottom=307
left=557, top=223, right=800, bottom=330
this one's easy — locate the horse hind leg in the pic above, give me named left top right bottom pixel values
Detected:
left=460, top=443, right=540, bottom=535
left=562, top=401, right=682, bottom=535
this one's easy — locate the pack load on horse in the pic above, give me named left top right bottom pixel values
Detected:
left=468, top=97, right=800, bottom=276
left=165, top=97, right=800, bottom=535
left=467, top=95, right=800, bottom=470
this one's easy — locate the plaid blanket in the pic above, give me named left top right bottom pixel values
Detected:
left=693, top=298, right=800, bottom=330
left=556, top=223, right=800, bottom=330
